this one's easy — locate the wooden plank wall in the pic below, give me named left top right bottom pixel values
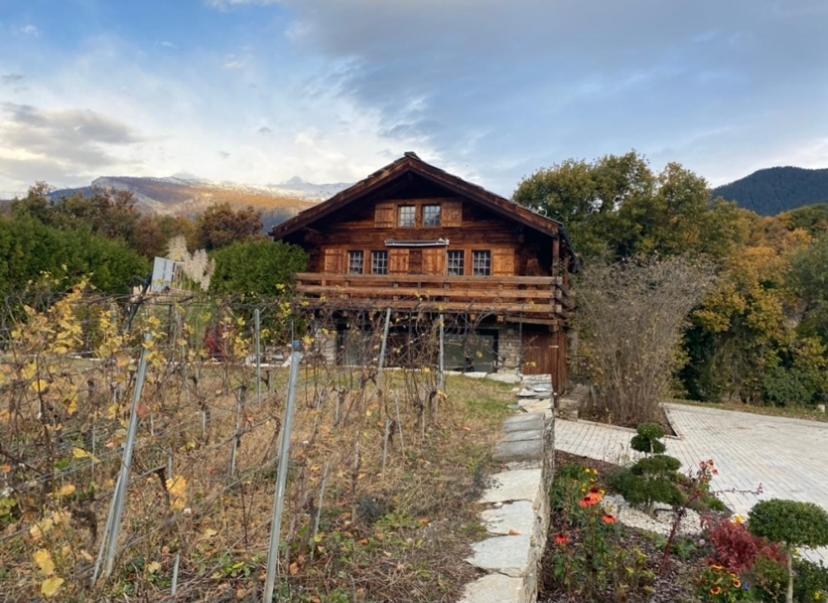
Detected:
left=309, top=196, right=549, bottom=277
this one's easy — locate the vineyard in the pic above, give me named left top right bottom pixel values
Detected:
left=0, top=284, right=513, bottom=602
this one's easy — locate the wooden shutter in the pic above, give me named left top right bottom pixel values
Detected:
left=492, top=247, right=516, bottom=276
left=389, top=249, right=409, bottom=274
left=374, top=203, right=395, bottom=228
left=442, top=200, right=462, bottom=226
left=423, top=248, right=446, bottom=275
left=323, top=248, right=345, bottom=273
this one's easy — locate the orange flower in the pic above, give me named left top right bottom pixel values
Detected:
left=578, top=491, right=604, bottom=508
left=601, top=514, right=617, bottom=525
left=554, top=534, right=570, bottom=546
left=710, top=586, right=722, bottom=595
left=731, top=577, right=741, bottom=588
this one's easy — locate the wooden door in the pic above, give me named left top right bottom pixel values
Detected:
left=409, top=249, right=423, bottom=274
left=521, top=328, right=552, bottom=375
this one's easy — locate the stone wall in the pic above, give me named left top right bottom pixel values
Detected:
left=497, top=325, right=521, bottom=373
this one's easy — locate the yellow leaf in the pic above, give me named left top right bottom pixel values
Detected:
left=201, top=528, right=218, bottom=539
left=146, top=561, right=161, bottom=574
left=66, top=398, right=78, bottom=416
left=56, top=484, right=76, bottom=498
left=33, top=549, right=55, bottom=576
left=21, top=362, right=37, bottom=381
left=41, top=576, right=64, bottom=598
left=72, top=448, right=99, bottom=463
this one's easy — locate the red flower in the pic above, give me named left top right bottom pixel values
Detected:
left=601, top=514, right=617, bottom=525
left=554, top=534, right=570, bottom=546
left=578, top=491, right=603, bottom=508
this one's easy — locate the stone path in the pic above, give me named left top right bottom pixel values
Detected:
left=555, top=402, right=828, bottom=562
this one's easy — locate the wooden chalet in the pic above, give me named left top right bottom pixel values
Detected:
left=270, top=152, right=576, bottom=393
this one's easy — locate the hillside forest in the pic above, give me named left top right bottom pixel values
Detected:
left=3, top=152, right=828, bottom=408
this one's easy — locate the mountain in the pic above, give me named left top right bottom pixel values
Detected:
left=49, top=175, right=350, bottom=231
left=712, top=166, right=828, bottom=215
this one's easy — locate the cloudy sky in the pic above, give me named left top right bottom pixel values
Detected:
left=0, top=0, right=826, bottom=198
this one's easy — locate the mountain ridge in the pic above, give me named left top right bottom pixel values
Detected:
left=712, top=166, right=828, bottom=215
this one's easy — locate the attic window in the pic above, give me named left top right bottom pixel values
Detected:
left=398, top=205, right=416, bottom=228
left=423, top=204, right=441, bottom=226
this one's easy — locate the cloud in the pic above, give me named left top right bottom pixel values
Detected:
left=1, top=73, right=24, bottom=85
left=257, top=126, right=272, bottom=135
left=17, top=24, right=40, bottom=37
left=0, top=103, right=140, bottom=188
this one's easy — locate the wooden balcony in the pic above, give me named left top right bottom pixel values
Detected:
left=294, top=272, right=573, bottom=323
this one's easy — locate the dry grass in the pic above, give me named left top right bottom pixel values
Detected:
left=1, top=358, right=513, bottom=602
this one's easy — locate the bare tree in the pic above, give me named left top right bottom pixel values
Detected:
left=576, top=255, right=716, bottom=426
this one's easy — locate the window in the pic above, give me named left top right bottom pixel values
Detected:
left=372, top=250, right=388, bottom=275
left=347, top=250, right=364, bottom=274
left=472, top=250, right=491, bottom=276
left=423, top=204, right=441, bottom=226
left=447, top=250, right=465, bottom=276
left=398, top=205, right=416, bottom=228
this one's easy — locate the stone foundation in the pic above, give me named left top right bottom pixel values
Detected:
left=497, top=325, right=521, bottom=373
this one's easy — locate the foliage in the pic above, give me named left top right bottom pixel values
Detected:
left=697, top=564, right=747, bottom=602
left=705, top=516, right=785, bottom=574
left=630, top=422, right=666, bottom=454
left=194, top=202, right=262, bottom=250
left=576, top=255, right=716, bottom=425
left=748, top=500, right=828, bottom=603
left=514, top=151, right=749, bottom=263
left=11, top=183, right=193, bottom=258
left=0, top=214, right=149, bottom=297
left=610, top=456, right=684, bottom=509
left=711, top=166, right=828, bottom=216
left=789, top=234, right=828, bottom=346
left=748, top=553, right=789, bottom=603
left=210, top=238, right=308, bottom=302
left=748, top=499, right=828, bottom=548
left=793, top=559, right=828, bottom=603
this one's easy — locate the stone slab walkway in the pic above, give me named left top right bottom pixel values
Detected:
left=555, top=402, right=828, bottom=562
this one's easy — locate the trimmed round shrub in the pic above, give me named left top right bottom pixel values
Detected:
left=748, top=499, right=828, bottom=548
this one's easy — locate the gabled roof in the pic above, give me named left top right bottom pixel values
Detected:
left=270, top=152, right=575, bottom=257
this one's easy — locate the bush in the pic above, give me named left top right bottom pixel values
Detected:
left=748, top=500, right=828, bottom=548
left=748, top=499, right=828, bottom=603
left=705, top=517, right=785, bottom=574
left=794, top=559, right=828, bottom=603
left=749, top=554, right=788, bottom=603
left=210, top=238, right=307, bottom=301
left=630, top=422, right=667, bottom=454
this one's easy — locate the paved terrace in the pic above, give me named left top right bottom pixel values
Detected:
left=555, top=402, right=828, bottom=562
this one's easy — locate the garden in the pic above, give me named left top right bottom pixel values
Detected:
left=539, top=423, right=828, bottom=603
left=0, top=283, right=516, bottom=601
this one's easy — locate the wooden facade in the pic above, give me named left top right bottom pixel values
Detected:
left=271, top=153, right=576, bottom=392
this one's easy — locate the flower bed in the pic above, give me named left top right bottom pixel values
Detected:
left=539, top=434, right=828, bottom=602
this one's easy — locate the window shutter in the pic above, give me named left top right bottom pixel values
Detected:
left=442, top=200, right=462, bottom=226
left=492, top=248, right=515, bottom=276
left=423, top=248, right=447, bottom=275
left=374, top=203, right=395, bottom=228
left=389, top=249, right=409, bottom=274
left=323, top=248, right=345, bottom=273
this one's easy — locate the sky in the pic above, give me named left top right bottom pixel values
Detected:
left=0, top=0, right=827, bottom=198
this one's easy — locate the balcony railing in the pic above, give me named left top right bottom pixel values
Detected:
left=294, top=272, right=572, bottom=321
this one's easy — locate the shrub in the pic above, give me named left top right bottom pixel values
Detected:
left=748, top=499, right=828, bottom=603
left=748, top=500, right=828, bottom=548
left=705, top=517, right=785, bottom=574
left=794, top=559, right=828, bottom=603
left=749, top=554, right=788, bottom=603
left=610, top=461, right=684, bottom=508
left=630, top=422, right=667, bottom=454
